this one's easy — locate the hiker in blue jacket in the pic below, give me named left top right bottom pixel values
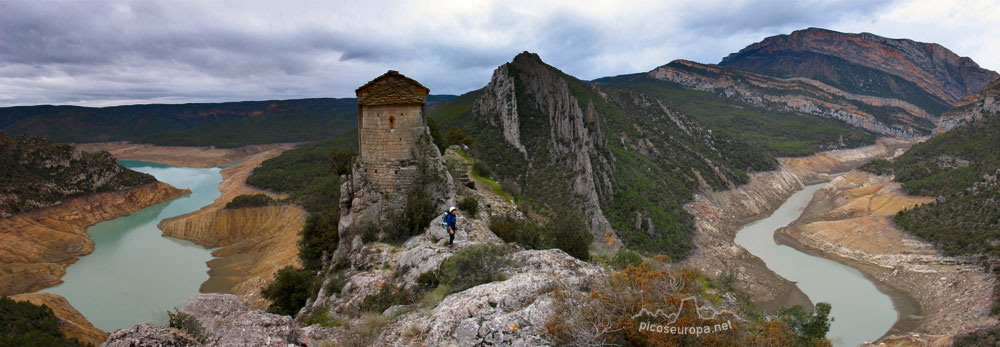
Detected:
left=446, top=206, right=458, bottom=247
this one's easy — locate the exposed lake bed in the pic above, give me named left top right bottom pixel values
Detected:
left=43, top=161, right=221, bottom=331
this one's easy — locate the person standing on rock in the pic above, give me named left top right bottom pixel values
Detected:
left=446, top=206, right=458, bottom=247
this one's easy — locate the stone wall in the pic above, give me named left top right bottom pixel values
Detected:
left=359, top=104, right=425, bottom=195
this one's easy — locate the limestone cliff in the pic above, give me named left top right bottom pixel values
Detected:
left=459, top=52, right=778, bottom=256
left=0, top=181, right=187, bottom=295
left=648, top=59, right=936, bottom=136
left=0, top=134, right=157, bottom=217
left=939, top=78, right=1000, bottom=132
left=11, top=292, right=108, bottom=346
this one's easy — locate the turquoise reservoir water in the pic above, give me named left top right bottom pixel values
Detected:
left=733, top=183, right=897, bottom=346
left=44, top=161, right=219, bottom=332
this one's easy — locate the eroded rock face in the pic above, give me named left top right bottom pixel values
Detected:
left=0, top=181, right=188, bottom=295
left=180, top=294, right=301, bottom=347
left=721, top=27, right=999, bottom=105
left=649, top=60, right=933, bottom=137
left=939, top=78, right=1000, bottom=132
left=102, top=323, right=200, bottom=347
left=375, top=249, right=605, bottom=346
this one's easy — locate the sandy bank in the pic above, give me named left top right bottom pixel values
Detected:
left=683, top=138, right=913, bottom=312
left=779, top=171, right=997, bottom=345
left=10, top=292, right=108, bottom=346
left=0, top=182, right=188, bottom=295
left=157, top=147, right=305, bottom=309
left=76, top=142, right=298, bottom=168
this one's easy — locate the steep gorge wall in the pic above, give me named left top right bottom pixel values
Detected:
left=0, top=181, right=188, bottom=295
left=156, top=147, right=304, bottom=309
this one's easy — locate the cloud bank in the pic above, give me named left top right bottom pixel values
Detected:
left=0, top=0, right=996, bottom=106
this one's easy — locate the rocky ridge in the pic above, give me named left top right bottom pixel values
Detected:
left=0, top=134, right=157, bottom=217
left=721, top=27, right=999, bottom=105
left=939, top=78, right=1000, bottom=132
left=649, top=60, right=934, bottom=136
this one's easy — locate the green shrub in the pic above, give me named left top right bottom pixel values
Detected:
left=168, top=309, right=207, bottom=343
left=325, top=273, right=348, bottom=295
left=489, top=214, right=542, bottom=249
left=329, top=148, right=357, bottom=176
left=499, top=179, right=521, bottom=197
left=438, top=244, right=511, bottom=292
left=261, top=266, right=316, bottom=316
left=224, top=194, right=276, bottom=209
left=609, top=249, right=643, bottom=270
left=540, top=210, right=593, bottom=261
left=428, top=117, right=447, bottom=154
left=306, top=308, right=344, bottom=328
left=383, top=187, right=436, bottom=244
left=299, top=212, right=339, bottom=271
left=359, top=284, right=412, bottom=313
left=445, top=126, right=474, bottom=147
left=415, top=271, right=440, bottom=292
left=457, top=196, right=479, bottom=216
left=0, top=296, right=89, bottom=347
left=472, top=161, right=491, bottom=178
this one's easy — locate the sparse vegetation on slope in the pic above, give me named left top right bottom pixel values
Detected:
left=432, top=53, right=776, bottom=258
left=0, top=133, right=156, bottom=217
left=594, top=74, right=877, bottom=156
left=0, top=296, right=90, bottom=347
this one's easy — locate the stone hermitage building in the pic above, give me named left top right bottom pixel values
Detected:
left=335, top=70, right=454, bottom=239
left=355, top=70, right=431, bottom=199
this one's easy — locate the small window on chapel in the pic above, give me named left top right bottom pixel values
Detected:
left=389, top=116, right=395, bottom=129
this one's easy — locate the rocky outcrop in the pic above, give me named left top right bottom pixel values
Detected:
left=779, top=171, right=997, bottom=345
left=11, top=292, right=108, bottom=346
left=650, top=60, right=933, bottom=136
left=103, top=293, right=306, bottom=347
left=939, top=78, right=1000, bottom=132
left=1, top=134, right=157, bottom=217
left=102, top=323, right=200, bottom=347
left=473, top=62, right=527, bottom=155
left=157, top=147, right=303, bottom=309
left=374, top=249, right=604, bottom=346
left=0, top=181, right=188, bottom=295
left=683, top=138, right=913, bottom=311
left=721, top=27, right=999, bottom=105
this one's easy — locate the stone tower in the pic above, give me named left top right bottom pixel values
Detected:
left=354, top=70, right=431, bottom=197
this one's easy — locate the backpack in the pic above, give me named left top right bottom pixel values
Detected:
left=441, top=212, right=449, bottom=228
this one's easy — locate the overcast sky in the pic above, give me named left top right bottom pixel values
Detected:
left=1, top=0, right=998, bottom=107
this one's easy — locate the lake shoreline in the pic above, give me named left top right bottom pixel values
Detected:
left=776, top=171, right=998, bottom=345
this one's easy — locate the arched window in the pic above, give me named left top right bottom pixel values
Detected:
left=389, top=116, right=395, bottom=129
